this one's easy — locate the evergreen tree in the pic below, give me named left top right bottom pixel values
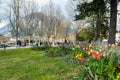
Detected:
left=108, top=0, right=117, bottom=44
left=74, top=0, right=119, bottom=44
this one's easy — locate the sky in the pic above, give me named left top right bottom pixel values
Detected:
left=35, top=0, right=69, bottom=6
left=0, top=0, right=69, bottom=28
left=35, top=0, right=69, bottom=17
left=0, top=0, right=120, bottom=31
left=35, top=0, right=120, bottom=31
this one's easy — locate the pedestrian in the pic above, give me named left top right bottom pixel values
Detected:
left=17, top=40, right=21, bottom=47
left=3, top=44, right=6, bottom=49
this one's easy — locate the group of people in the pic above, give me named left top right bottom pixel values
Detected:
left=17, top=40, right=26, bottom=47
left=16, top=39, right=75, bottom=49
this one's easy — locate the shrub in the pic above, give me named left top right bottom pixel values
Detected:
left=31, top=46, right=50, bottom=51
left=46, top=47, right=71, bottom=57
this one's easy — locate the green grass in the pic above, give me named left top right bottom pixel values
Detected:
left=0, top=48, right=78, bottom=80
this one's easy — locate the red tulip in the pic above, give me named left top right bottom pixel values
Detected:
left=86, top=51, right=91, bottom=55
left=108, top=44, right=111, bottom=47
left=92, top=53, right=97, bottom=59
left=86, top=47, right=89, bottom=51
left=80, top=58, right=85, bottom=63
left=96, top=53, right=102, bottom=59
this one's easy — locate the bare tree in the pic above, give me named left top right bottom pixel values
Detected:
left=62, top=20, right=71, bottom=40
left=5, top=0, right=23, bottom=46
left=35, top=13, right=45, bottom=45
left=52, top=5, right=65, bottom=42
left=0, top=0, right=3, bottom=22
left=42, top=0, right=56, bottom=44
left=21, top=0, right=38, bottom=46
left=74, top=20, right=85, bottom=40
left=67, top=0, right=76, bottom=21
left=67, top=0, right=85, bottom=42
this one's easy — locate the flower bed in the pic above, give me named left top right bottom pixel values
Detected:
left=71, top=43, right=120, bottom=79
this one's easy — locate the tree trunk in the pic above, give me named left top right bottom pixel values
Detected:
left=29, top=35, right=31, bottom=46
left=94, top=14, right=100, bottom=41
left=15, top=22, right=19, bottom=47
left=47, top=35, right=50, bottom=46
left=39, top=36, right=41, bottom=46
left=15, top=35, right=18, bottom=47
left=108, top=0, right=117, bottom=44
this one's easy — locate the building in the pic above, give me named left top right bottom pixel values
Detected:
left=116, top=32, right=120, bottom=42
left=0, top=34, right=10, bottom=43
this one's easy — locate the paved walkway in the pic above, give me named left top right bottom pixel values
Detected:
left=0, top=46, right=32, bottom=50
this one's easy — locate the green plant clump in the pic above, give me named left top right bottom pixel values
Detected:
left=31, top=46, right=50, bottom=51
left=46, top=47, right=71, bottom=57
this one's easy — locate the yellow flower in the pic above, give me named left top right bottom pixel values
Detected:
left=118, top=73, right=120, bottom=75
left=75, top=53, right=82, bottom=59
left=117, top=75, right=119, bottom=78
left=89, top=44, right=92, bottom=48
left=112, top=44, right=115, bottom=47
left=116, top=73, right=120, bottom=79
left=90, top=49, right=95, bottom=53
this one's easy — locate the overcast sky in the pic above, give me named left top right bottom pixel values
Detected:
left=0, top=0, right=120, bottom=31
left=0, top=0, right=69, bottom=28
left=35, top=0, right=69, bottom=16
left=35, top=0, right=69, bottom=6
left=34, top=0, right=69, bottom=11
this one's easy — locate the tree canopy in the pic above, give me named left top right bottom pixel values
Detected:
left=74, top=0, right=118, bottom=44
left=76, top=27, right=94, bottom=42
left=75, top=0, right=108, bottom=41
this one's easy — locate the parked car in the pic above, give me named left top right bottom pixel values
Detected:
left=0, top=44, right=10, bottom=48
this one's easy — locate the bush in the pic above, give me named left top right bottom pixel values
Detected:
left=31, top=46, right=50, bottom=51
left=46, top=47, right=71, bottom=57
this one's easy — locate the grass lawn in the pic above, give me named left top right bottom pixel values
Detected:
left=0, top=48, right=78, bottom=80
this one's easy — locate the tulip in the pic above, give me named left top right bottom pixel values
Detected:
left=92, top=53, right=96, bottom=59
left=89, top=44, right=92, bottom=48
left=86, top=51, right=91, bottom=55
left=75, top=53, right=82, bottom=59
left=96, top=53, right=102, bottom=59
left=80, top=58, right=85, bottom=63
left=112, top=44, right=115, bottom=47
left=86, top=47, right=89, bottom=51
left=90, top=49, right=95, bottom=54
left=108, top=44, right=111, bottom=47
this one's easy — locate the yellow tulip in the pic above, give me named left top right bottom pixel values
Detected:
left=89, top=44, right=92, bottom=48
left=116, top=73, right=120, bottom=79
left=75, top=53, right=82, bottom=59
left=112, top=44, right=115, bottom=47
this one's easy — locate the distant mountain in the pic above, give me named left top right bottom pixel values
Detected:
left=0, top=12, right=73, bottom=37
left=0, top=24, right=9, bottom=36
